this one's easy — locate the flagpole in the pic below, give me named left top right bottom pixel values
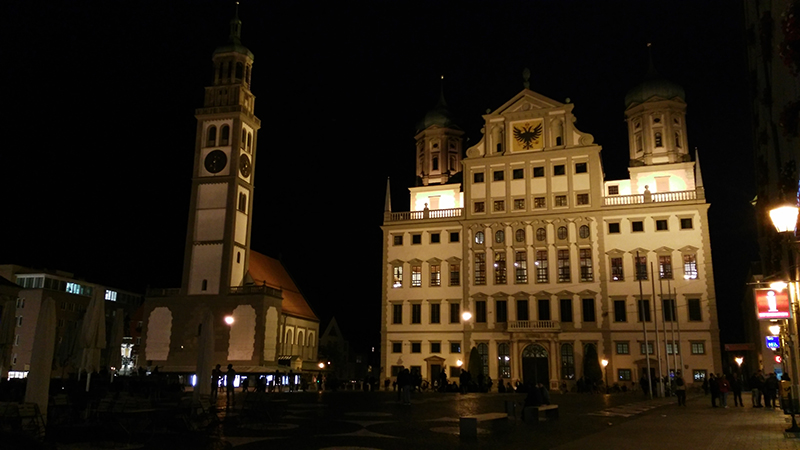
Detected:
left=637, top=251, right=653, bottom=399
left=668, top=278, right=677, bottom=376
left=675, top=287, right=684, bottom=372
left=651, top=262, right=663, bottom=397
left=659, top=273, right=672, bottom=391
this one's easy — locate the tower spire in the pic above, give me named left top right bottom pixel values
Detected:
left=695, top=148, right=704, bottom=188
left=229, top=1, right=242, bottom=44
left=384, top=177, right=392, bottom=212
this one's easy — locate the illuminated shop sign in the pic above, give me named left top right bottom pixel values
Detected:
left=766, top=336, right=781, bottom=350
left=755, top=288, right=792, bottom=320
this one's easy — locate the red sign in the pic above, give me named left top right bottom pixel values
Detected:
left=755, top=288, right=792, bottom=320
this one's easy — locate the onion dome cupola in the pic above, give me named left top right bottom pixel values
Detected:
left=624, top=45, right=689, bottom=166
left=204, top=5, right=255, bottom=114
left=414, top=77, right=465, bottom=186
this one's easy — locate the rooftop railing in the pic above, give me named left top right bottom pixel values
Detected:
left=507, top=320, right=561, bottom=332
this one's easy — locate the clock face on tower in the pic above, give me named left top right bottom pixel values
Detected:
left=239, top=154, right=252, bottom=177
left=204, top=150, right=227, bottom=174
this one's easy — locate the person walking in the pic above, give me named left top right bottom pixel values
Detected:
left=674, top=371, right=687, bottom=406
left=226, top=364, right=236, bottom=407
left=709, top=373, right=720, bottom=407
left=718, top=374, right=731, bottom=408
left=398, top=368, right=412, bottom=405
left=730, top=373, right=743, bottom=407
left=764, top=373, right=779, bottom=408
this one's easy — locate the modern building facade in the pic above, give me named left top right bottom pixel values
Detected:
left=141, top=13, right=319, bottom=377
left=381, top=73, right=721, bottom=390
left=0, top=265, right=143, bottom=379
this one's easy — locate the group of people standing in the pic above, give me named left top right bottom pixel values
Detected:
left=702, top=371, right=782, bottom=408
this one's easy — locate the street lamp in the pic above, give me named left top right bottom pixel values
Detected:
left=769, top=203, right=800, bottom=432
left=224, top=316, right=234, bottom=325
left=461, top=311, right=472, bottom=322
left=601, top=359, right=609, bottom=394
left=734, top=357, right=744, bottom=375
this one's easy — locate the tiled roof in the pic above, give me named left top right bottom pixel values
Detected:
left=247, top=251, right=318, bottom=322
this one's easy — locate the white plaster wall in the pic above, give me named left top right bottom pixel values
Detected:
left=228, top=304, right=255, bottom=361
left=197, top=183, right=227, bottom=208
left=196, top=209, right=225, bottom=241
left=188, top=244, right=223, bottom=295
left=263, top=306, right=278, bottom=361
left=145, top=307, right=172, bottom=361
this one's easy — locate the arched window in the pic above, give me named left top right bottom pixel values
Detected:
left=285, top=330, right=294, bottom=345
left=515, top=229, right=525, bottom=243
left=498, top=343, right=510, bottom=378
left=235, top=62, right=244, bottom=80
left=475, top=231, right=485, bottom=244
left=561, top=343, right=575, bottom=379
left=297, top=330, right=305, bottom=348
left=674, top=132, right=681, bottom=148
left=220, top=125, right=230, bottom=145
left=654, top=132, right=663, bottom=148
left=432, top=156, right=439, bottom=171
left=536, top=228, right=546, bottom=242
left=241, top=130, right=246, bottom=148
left=477, top=343, right=489, bottom=377
left=247, top=132, right=252, bottom=152
left=449, top=155, right=456, bottom=172
left=579, top=225, right=590, bottom=239
left=495, top=230, right=505, bottom=243
left=557, top=226, right=568, bottom=240
left=207, top=126, right=217, bottom=146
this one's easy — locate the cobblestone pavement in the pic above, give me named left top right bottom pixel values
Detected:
left=213, top=389, right=798, bottom=450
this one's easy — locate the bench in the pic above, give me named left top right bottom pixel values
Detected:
left=522, top=404, right=559, bottom=426
left=459, top=412, right=509, bottom=440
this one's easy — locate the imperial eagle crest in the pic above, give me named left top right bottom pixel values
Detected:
left=513, top=122, right=543, bottom=149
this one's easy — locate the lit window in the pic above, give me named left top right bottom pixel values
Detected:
left=557, top=249, right=570, bottom=282
left=430, top=265, right=441, bottom=287
left=640, top=342, right=654, bottom=354
left=514, top=198, right=525, bottom=210
left=475, top=232, right=485, bottom=244
left=616, top=342, right=629, bottom=354
left=579, top=249, right=593, bottom=282
left=449, top=262, right=460, bottom=286
left=494, top=252, right=507, bottom=285
left=555, top=195, right=567, bottom=207
left=104, top=290, right=117, bottom=301
left=659, top=255, right=673, bottom=279
left=515, top=251, right=527, bottom=283
left=654, top=132, right=663, bottom=147
left=635, top=255, right=648, bottom=280
left=475, top=253, right=486, bottom=285
left=411, top=265, right=421, bottom=287
left=534, top=197, right=546, bottom=208
left=392, top=265, right=403, bottom=288
left=691, top=342, right=705, bottom=354
left=683, top=254, right=698, bottom=279
left=498, top=343, right=511, bottom=378
left=611, top=257, right=624, bottom=281
left=536, top=250, right=548, bottom=283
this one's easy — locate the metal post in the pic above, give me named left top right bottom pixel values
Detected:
left=668, top=278, right=678, bottom=378
left=651, top=263, right=664, bottom=398
left=637, top=252, right=653, bottom=400
left=659, top=276, right=672, bottom=392
left=780, top=232, right=800, bottom=432
left=675, top=288, right=684, bottom=373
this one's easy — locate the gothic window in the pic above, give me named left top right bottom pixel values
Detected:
left=220, top=125, right=230, bottom=146
left=207, top=126, right=217, bottom=147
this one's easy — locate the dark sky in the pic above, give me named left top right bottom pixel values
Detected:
left=3, top=0, right=757, bottom=350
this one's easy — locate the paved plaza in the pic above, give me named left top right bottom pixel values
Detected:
left=48, top=389, right=798, bottom=449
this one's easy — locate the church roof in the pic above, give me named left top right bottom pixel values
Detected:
left=247, top=251, right=318, bottom=322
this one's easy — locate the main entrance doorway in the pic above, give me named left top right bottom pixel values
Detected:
left=521, top=344, right=549, bottom=385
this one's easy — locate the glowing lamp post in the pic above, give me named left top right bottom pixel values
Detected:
left=770, top=324, right=782, bottom=336
left=318, top=362, right=325, bottom=369
left=601, top=359, right=609, bottom=393
left=224, top=316, right=234, bottom=325
left=461, top=311, right=472, bottom=322
left=769, top=204, right=800, bottom=432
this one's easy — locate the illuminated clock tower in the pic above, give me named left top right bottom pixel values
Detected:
left=182, top=11, right=261, bottom=295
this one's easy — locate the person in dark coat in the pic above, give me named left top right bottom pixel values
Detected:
left=764, top=373, right=780, bottom=408
left=730, top=373, right=743, bottom=407
left=709, top=373, right=719, bottom=407
left=750, top=371, right=764, bottom=407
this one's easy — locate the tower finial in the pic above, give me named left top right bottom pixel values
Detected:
left=523, top=68, right=531, bottom=90
left=645, top=42, right=658, bottom=78
left=229, top=1, right=242, bottom=44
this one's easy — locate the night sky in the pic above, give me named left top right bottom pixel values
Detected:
left=3, top=1, right=757, bottom=351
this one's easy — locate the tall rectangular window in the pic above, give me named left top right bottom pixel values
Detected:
left=475, top=253, right=486, bottom=285
left=579, top=249, right=593, bottom=282
left=475, top=300, right=487, bottom=323
left=614, top=300, right=626, bottom=322
left=559, top=299, right=572, bottom=322
left=430, top=303, right=440, bottom=324
left=392, top=304, right=402, bottom=324
left=450, top=262, right=460, bottom=286
left=659, top=255, right=673, bottom=279
left=411, top=304, right=421, bottom=324
left=450, top=302, right=460, bottom=323
left=635, top=255, right=648, bottom=281
left=684, top=254, right=698, bottom=279
left=611, top=257, right=624, bottom=281
left=517, top=299, right=529, bottom=321
left=558, top=249, right=570, bottom=282
left=498, top=344, right=511, bottom=378
left=582, top=298, right=596, bottom=322
left=663, top=299, right=676, bottom=322
left=637, top=299, right=652, bottom=322
left=538, top=299, right=551, bottom=321
left=237, top=192, right=247, bottom=212
left=688, top=298, right=702, bottom=321
left=536, top=250, right=549, bottom=283
left=430, top=265, right=441, bottom=286
left=392, top=266, right=403, bottom=288
left=411, top=265, right=422, bottom=287
left=496, top=300, right=507, bottom=323
left=495, top=252, right=507, bottom=284
left=515, top=251, right=528, bottom=283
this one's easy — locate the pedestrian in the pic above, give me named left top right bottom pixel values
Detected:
left=701, top=377, right=708, bottom=395
left=718, top=374, right=730, bottom=408
left=226, top=364, right=236, bottom=407
left=241, top=375, right=249, bottom=392
left=764, top=373, right=779, bottom=408
left=730, top=373, right=743, bottom=407
left=211, top=364, right=221, bottom=400
left=749, top=371, right=763, bottom=407
left=709, top=373, right=719, bottom=407
left=399, top=368, right=412, bottom=405
left=674, top=371, right=687, bottom=406
left=289, top=369, right=296, bottom=392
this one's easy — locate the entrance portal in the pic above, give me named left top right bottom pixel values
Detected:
left=521, top=344, right=549, bottom=385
